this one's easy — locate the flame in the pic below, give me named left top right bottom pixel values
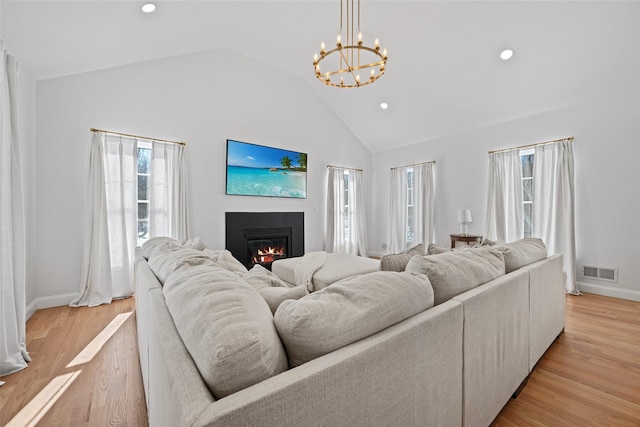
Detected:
left=252, top=246, right=286, bottom=265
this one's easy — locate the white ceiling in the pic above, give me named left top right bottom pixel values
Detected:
left=3, top=1, right=639, bottom=153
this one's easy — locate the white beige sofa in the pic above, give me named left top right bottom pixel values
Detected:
left=134, top=238, right=564, bottom=427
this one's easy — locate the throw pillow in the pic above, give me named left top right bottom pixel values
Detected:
left=497, top=238, right=547, bottom=273
left=427, top=243, right=451, bottom=255
left=163, top=264, right=288, bottom=399
left=274, top=271, right=434, bottom=367
left=183, top=236, right=206, bottom=251
left=259, top=285, right=308, bottom=314
left=380, top=243, right=426, bottom=272
left=243, top=264, right=289, bottom=289
left=405, top=248, right=506, bottom=305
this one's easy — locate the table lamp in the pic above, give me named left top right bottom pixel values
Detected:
left=458, top=209, right=472, bottom=236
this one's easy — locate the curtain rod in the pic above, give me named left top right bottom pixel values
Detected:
left=327, top=164, right=363, bottom=172
left=390, top=160, right=436, bottom=171
left=90, top=128, right=187, bottom=146
left=488, top=136, right=573, bottom=154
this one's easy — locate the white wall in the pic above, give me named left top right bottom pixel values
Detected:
left=370, top=90, right=640, bottom=301
left=34, top=48, right=371, bottom=304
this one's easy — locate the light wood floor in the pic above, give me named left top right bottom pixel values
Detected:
left=1, top=293, right=638, bottom=426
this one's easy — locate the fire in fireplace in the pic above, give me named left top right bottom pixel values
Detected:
left=248, top=238, right=287, bottom=267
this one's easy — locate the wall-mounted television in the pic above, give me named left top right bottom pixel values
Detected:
left=226, top=139, right=307, bottom=199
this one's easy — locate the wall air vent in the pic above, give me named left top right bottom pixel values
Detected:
left=580, top=264, right=618, bottom=283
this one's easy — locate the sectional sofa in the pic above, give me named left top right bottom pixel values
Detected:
left=134, top=237, right=565, bottom=427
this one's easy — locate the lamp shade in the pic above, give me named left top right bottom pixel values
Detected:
left=458, top=209, right=472, bottom=224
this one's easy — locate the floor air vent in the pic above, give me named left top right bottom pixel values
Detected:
left=580, top=264, right=618, bottom=283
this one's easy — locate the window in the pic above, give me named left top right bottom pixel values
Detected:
left=406, top=167, right=415, bottom=243
left=343, top=170, right=350, bottom=238
left=520, top=149, right=534, bottom=238
left=137, top=142, right=151, bottom=245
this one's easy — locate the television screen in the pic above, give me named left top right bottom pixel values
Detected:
left=226, top=139, right=307, bottom=199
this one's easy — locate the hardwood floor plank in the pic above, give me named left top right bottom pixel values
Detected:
left=1, top=292, right=638, bottom=426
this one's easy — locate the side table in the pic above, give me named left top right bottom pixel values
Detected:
left=450, top=234, right=482, bottom=249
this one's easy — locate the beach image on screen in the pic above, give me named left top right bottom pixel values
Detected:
left=226, top=140, right=307, bottom=198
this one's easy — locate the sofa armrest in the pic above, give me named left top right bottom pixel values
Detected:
left=453, top=270, right=530, bottom=427
left=522, top=254, right=565, bottom=370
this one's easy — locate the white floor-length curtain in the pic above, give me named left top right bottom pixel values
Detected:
left=1, top=41, right=31, bottom=379
left=149, top=141, right=189, bottom=242
left=388, top=164, right=435, bottom=253
left=387, top=167, right=408, bottom=253
left=70, top=132, right=137, bottom=307
left=533, top=140, right=579, bottom=294
left=411, top=163, right=435, bottom=248
left=485, top=150, right=524, bottom=242
left=325, top=167, right=367, bottom=256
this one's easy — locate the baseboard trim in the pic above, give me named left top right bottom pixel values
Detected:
left=26, top=293, right=80, bottom=320
left=577, top=282, right=640, bottom=302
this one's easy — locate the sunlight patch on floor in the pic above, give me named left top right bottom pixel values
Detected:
left=66, top=311, right=133, bottom=368
left=4, top=310, right=134, bottom=425
left=6, top=371, right=81, bottom=427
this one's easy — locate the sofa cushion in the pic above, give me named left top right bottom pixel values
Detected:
left=274, top=271, right=434, bottom=367
left=497, top=238, right=547, bottom=273
left=405, top=248, right=506, bottom=305
left=380, top=243, right=425, bottom=272
left=259, top=285, right=309, bottom=314
left=141, top=236, right=183, bottom=259
left=163, top=264, right=288, bottom=399
left=203, top=248, right=248, bottom=274
left=147, top=247, right=218, bottom=284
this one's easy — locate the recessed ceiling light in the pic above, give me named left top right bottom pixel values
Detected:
left=380, top=102, right=389, bottom=110
left=500, top=49, right=514, bottom=61
left=141, top=3, right=156, bottom=13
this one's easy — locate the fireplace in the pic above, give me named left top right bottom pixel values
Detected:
left=226, top=212, right=304, bottom=269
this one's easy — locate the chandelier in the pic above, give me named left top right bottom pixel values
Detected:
left=313, top=0, right=387, bottom=88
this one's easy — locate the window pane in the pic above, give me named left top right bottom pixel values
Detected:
left=407, top=206, right=415, bottom=242
left=138, top=148, right=151, bottom=174
left=523, top=178, right=532, bottom=202
left=138, top=202, right=149, bottom=241
left=138, top=175, right=148, bottom=200
left=521, top=154, right=534, bottom=178
left=523, top=203, right=532, bottom=238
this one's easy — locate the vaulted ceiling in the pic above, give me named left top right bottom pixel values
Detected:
left=3, top=1, right=639, bottom=152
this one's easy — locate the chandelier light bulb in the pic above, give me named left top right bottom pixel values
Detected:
left=375, top=38, right=379, bottom=47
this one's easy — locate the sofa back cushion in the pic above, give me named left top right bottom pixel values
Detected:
left=163, top=264, right=288, bottom=399
left=380, top=243, right=425, bottom=272
left=497, top=238, right=547, bottom=273
left=274, top=271, right=434, bottom=367
left=148, top=247, right=218, bottom=284
left=405, top=248, right=506, bottom=305
left=141, top=236, right=183, bottom=259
